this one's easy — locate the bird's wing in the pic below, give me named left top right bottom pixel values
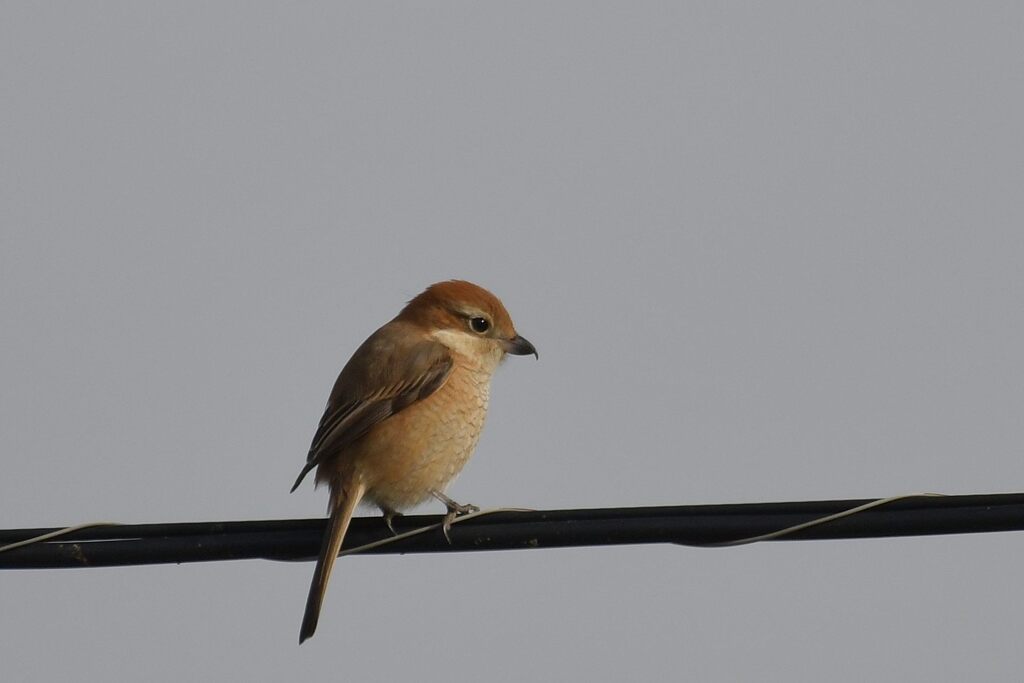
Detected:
left=290, top=329, right=453, bottom=492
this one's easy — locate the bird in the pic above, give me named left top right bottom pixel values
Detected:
left=291, top=279, right=537, bottom=643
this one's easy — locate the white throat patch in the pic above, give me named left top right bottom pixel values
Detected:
left=430, top=328, right=504, bottom=374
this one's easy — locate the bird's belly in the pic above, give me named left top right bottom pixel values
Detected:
left=355, top=371, right=490, bottom=511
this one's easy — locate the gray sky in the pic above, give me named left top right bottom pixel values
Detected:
left=3, top=2, right=1023, bottom=681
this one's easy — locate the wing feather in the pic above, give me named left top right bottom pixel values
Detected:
left=290, top=326, right=453, bottom=492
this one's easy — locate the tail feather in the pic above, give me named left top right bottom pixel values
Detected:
left=299, top=480, right=366, bottom=643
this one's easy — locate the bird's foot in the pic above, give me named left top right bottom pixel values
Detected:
left=381, top=509, right=403, bottom=536
left=431, top=490, right=479, bottom=543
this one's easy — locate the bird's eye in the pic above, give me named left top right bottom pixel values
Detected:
left=469, top=317, right=490, bottom=333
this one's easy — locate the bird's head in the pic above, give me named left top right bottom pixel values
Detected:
left=396, top=280, right=537, bottom=368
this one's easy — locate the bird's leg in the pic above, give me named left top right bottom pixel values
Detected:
left=431, top=489, right=479, bottom=515
left=380, top=506, right=403, bottom=536
left=430, top=490, right=479, bottom=543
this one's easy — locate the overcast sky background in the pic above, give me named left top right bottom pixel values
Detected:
left=3, top=3, right=1023, bottom=681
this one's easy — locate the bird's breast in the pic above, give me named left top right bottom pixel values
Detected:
left=354, top=363, right=493, bottom=511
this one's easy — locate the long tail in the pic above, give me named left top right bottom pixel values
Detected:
left=299, top=480, right=366, bottom=643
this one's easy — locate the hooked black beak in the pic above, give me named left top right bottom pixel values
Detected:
left=503, top=334, right=538, bottom=359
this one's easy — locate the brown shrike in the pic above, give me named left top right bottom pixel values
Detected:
left=291, top=280, right=537, bottom=643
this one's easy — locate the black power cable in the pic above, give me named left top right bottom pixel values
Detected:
left=2, top=492, right=1023, bottom=570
